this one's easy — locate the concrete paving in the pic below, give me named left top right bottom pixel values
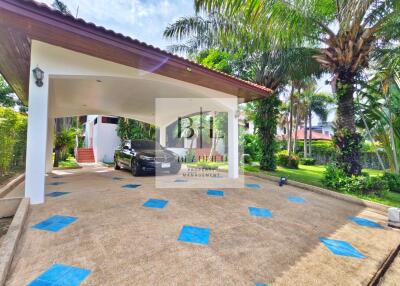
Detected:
left=5, top=165, right=400, bottom=285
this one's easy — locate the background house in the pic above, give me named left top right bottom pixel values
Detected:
left=80, top=115, right=120, bottom=163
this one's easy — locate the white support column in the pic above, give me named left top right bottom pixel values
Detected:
left=159, top=125, right=167, bottom=147
left=228, top=109, right=239, bottom=179
left=45, top=118, right=54, bottom=173
left=25, top=72, right=49, bottom=204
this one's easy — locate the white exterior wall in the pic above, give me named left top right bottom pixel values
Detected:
left=84, top=115, right=120, bottom=163
left=25, top=40, right=242, bottom=204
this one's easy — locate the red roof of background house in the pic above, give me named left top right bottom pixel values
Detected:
left=278, top=128, right=332, bottom=141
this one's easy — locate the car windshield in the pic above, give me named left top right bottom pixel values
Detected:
left=131, top=140, right=161, bottom=150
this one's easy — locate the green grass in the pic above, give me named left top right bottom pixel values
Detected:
left=245, top=164, right=400, bottom=207
left=59, top=156, right=79, bottom=168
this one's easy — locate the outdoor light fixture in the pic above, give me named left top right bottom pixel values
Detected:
left=32, top=66, right=44, bottom=87
left=279, top=176, right=287, bottom=187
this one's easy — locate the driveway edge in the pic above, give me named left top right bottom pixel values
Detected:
left=246, top=171, right=389, bottom=213
left=0, top=174, right=25, bottom=199
left=0, top=197, right=29, bottom=286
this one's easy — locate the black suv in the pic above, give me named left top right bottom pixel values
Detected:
left=114, top=139, right=181, bottom=176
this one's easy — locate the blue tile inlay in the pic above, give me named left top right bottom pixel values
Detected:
left=122, top=184, right=141, bottom=189
left=288, top=196, right=306, bottom=204
left=51, top=175, right=64, bottom=179
left=112, top=177, right=123, bottom=180
left=46, top=191, right=70, bottom=198
left=178, top=225, right=210, bottom=245
left=32, top=215, right=78, bottom=232
left=28, top=263, right=91, bottom=286
left=174, top=179, right=187, bottom=183
left=47, top=182, right=66, bottom=186
left=248, top=207, right=272, bottom=218
left=207, top=189, right=224, bottom=197
left=143, top=198, right=168, bottom=209
left=349, top=216, right=382, bottom=228
left=320, top=237, right=366, bottom=259
left=245, top=183, right=261, bottom=189
left=256, top=284, right=268, bottom=286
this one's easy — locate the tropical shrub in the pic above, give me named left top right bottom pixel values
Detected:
left=55, top=128, right=77, bottom=161
left=277, top=150, right=299, bottom=169
left=382, top=173, right=400, bottom=193
left=0, top=107, right=27, bottom=175
left=117, top=117, right=156, bottom=140
left=241, top=133, right=261, bottom=163
left=323, top=163, right=389, bottom=195
left=300, top=157, right=316, bottom=165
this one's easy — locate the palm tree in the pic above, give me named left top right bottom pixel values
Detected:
left=164, top=13, right=322, bottom=171
left=194, top=0, right=399, bottom=175
left=358, top=48, right=400, bottom=173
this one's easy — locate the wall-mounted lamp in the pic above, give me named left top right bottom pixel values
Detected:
left=32, top=67, right=44, bottom=87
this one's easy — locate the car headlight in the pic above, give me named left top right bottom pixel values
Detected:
left=139, top=155, right=154, bottom=160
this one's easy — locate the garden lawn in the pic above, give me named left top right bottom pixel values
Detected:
left=58, top=156, right=79, bottom=168
left=244, top=164, right=400, bottom=208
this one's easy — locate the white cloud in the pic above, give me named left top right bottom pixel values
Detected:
left=38, top=0, right=194, bottom=49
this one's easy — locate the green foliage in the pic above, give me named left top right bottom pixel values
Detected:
left=241, top=133, right=260, bottom=163
left=382, top=172, right=400, bottom=193
left=255, top=94, right=280, bottom=171
left=117, top=118, right=156, bottom=140
left=0, top=107, right=27, bottom=175
left=300, top=157, right=316, bottom=165
left=323, top=163, right=389, bottom=196
left=55, top=128, right=77, bottom=161
left=196, top=49, right=233, bottom=74
left=52, top=0, right=70, bottom=14
left=277, top=150, right=299, bottom=169
left=295, top=140, right=335, bottom=155
left=333, top=128, right=363, bottom=176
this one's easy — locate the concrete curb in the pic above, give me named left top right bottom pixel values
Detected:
left=0, top=197, right=29, bottom=286
left=246, top=171, right=389, bottom=213
left=53, top=166, right=82, bottom=170
left=0, top=174, right=25, bottom=199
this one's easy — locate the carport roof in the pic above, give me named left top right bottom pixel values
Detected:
left=0, top=0, right=272, bottom=104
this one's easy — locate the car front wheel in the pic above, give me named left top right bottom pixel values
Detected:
left=114, top=159, right=121, bottom=170
left=131, top=160, right=141, bottom=176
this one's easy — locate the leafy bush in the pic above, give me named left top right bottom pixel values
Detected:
left=0, top=107, right=27, bottom=175
left=323, top=163, right=388, bottom=195
left=277, top=150, right=299, bottom=169
left=241, top=134, right=261, bottom=163
left=55, top=128, right=77, bottom=161
left=382, top=172, right=400, bottom=193
left=295, top=140, right=335, bottom=155
left=300, top=157, right=316, bottom=165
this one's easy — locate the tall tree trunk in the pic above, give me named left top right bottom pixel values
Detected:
left=304, top=111, right=308, bottom=157
left=293, top=110, right=298, bottom=154
left=308, top=107, right=312, bottom=156
left=255, top=94, right=280, bottom=171
left=288, top=85, right=295, bottom=156
left=388, top=99, right=399, bottom=174
left=334, top=76, right=362, bottom=176
left=53, top=118, right=62, bottom=167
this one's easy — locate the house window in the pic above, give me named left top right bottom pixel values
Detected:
left=94, top=118, right=98, bottom=125
left=101, top=116, right=119, bottom=124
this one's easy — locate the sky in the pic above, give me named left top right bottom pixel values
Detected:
left=38, top=0, right=195, bottom=49
left=38, top=0, right=334, bottom=123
